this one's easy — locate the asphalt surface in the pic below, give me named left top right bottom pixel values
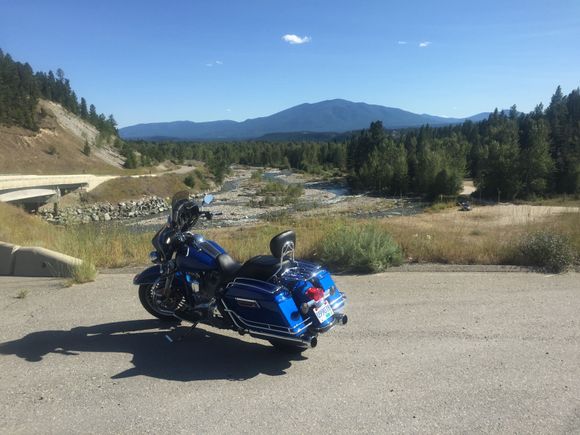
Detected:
left=0, top=272, right=579, bottom=434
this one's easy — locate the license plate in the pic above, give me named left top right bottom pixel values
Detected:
left=313, top=301, right=334, bottom=324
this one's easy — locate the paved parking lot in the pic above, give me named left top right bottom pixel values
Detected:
left=1, top=272, right=579, bottom=434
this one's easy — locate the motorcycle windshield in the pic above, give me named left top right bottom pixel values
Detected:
left=171, top=191, right=190, bottom=208
left=170, top=190, right=200, bottom=231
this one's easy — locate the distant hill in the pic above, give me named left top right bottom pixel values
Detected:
left=0, top=100, right=123, bottom=174
left=119, top=99, right=490, bottom=141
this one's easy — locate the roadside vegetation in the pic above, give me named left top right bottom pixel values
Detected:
left=1, top=200, right=579, bottom=281
left=206, top=207, right=580, bottom=272
left=0, top=203, right=151, bottom=282
left=316, top=224, right=402, bottom=273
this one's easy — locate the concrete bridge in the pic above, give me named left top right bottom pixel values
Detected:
left=0, top=174, right=116, bottom=209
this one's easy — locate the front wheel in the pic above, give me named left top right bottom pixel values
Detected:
left=138, top=283, right=180, bottom=322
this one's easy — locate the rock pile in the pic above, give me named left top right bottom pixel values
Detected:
left=38, top=196, right=169, bottom=224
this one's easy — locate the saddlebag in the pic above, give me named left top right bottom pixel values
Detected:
left=221, top=278, right=310, bottom=338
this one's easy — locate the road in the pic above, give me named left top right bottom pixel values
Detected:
left=0, top=272, right=579, bottom=434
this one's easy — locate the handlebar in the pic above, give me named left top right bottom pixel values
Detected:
left=201, top=211, right=223, bottom=220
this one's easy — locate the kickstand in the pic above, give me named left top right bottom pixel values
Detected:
left=165, top=322, right=198, bottom=343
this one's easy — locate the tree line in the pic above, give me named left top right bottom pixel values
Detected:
left=125, top=86, right=579, bottom=200
left=349, top=86, right=579, bottom=199
left=0, top=48, right=117, bottom=135
left=121, top=140, right=347, bottom=180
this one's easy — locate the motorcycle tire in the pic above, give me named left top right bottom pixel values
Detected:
left=138, top=283, right=180, bottom=322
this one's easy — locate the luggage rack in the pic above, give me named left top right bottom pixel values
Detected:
left=226, top=277, right=284, bottom=295
left=282, top=260, right=323, bottom=280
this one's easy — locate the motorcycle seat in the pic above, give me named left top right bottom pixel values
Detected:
left=235, top=255, right=291, bottom=281
left=217, top=254, right=242, bottom=280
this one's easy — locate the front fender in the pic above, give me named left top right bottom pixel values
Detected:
left=133, top=265, right=162, bottom=285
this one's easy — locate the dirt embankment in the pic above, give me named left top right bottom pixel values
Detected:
left=0, top=100, right=123, bottom=174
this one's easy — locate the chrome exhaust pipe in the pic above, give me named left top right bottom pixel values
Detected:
left=306, top=335, right=318, bottom=348
left=247, top=330, right=318, bottom=348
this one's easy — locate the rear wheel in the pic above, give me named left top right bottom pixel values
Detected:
left=138, top=283, right=181, bottom=322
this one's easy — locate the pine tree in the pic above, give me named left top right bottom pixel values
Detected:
left=80, top=97, right=88, bottom=119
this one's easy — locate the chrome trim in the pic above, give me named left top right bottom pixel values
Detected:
left=234, top=297, right=261, bottom=308
left=227, top=278, right=283, bottom=294
left=330, top=294, right=347, bottom=312
left=248, top=330, right=314, bottom=347
left=221, top=300, right=312, bottom=336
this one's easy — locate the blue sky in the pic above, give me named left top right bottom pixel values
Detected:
left=1, top=0, right=579, bottom=127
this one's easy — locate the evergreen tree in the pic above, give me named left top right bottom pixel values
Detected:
left=80, top=97, right=88, bottom=119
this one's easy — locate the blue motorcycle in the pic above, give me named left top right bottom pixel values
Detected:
left=133, top=191, right=347, bottom=351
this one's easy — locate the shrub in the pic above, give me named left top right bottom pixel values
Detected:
left=184, top=174, right=196, bottom=188
left=251, top=182, right=304, bottom=207
left=250, top=170, right=264, bottom=181
left=68, top=260, right=97, bottom=285
left=316, top=223, right=403, bottom=273
left=83, top=141, right=91, bottom=156
left=518, top=231, right=575, bottom=273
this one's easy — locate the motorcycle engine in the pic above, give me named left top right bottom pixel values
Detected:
left=197, top=271, right=221, bottom=302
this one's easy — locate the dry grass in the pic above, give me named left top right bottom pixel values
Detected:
left=0, top=203, right=151, bottom=274
left=1, top=202, right=578, bottom=278
left=209, top=205, right=580, bottom=267
left=85, top=173, right=200, bottom=203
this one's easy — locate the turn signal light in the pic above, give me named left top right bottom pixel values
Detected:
left=306, top=287, right=325, bottom=301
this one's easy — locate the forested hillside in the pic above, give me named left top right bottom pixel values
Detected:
left=124, top=87, right=579, bottom=200
left=0, top=49, right=117, bottom=135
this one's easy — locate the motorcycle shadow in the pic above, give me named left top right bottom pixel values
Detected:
left=0, top=319, right=307, bottom=382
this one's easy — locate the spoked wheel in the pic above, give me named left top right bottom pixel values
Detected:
left=138, top=283, right=182, bottom=322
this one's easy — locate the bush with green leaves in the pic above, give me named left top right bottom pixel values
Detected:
left=519, top=231, right=575, bottom=273
left=316, top=223, right=402, bottom=273
left=183, top=174, right=196, bottom=188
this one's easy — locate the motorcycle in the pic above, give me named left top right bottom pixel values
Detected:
left=133, top=191, right=347, bottom=351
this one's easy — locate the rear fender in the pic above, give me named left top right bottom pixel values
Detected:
left=133, top=265, right=162, bottom=285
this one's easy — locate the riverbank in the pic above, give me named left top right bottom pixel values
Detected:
left=126, top=166, right=424, bottom=232
left=2, top=166, right=579, bottom=277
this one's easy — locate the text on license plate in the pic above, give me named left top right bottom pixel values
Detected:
left=313, top=301, right=334, bottom=324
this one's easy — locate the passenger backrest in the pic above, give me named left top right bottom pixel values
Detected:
left=269, top=230, right=296, bottom=260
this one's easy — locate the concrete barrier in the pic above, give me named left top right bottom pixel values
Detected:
left=0, top=242, right=19, bottom=275
left=11, top=246, right=82, bottom=278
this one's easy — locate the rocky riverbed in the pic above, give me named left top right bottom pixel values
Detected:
left=127, top=167, right=425, bottom=232
left=38, top=166, right=424, bottom=229
left=37, top=196, right=169, bottom=224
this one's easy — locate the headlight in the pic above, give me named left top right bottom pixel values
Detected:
left=149, top=251, right=160, bottom=264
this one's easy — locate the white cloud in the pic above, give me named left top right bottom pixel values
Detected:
left=282, top=34, right=312, bottom=45
left=419, top=41, right=431, bottom=48
left=205, top=63, right=214, bottom=67
left=215, top=60, right=223, bottom=65
left=205, top=60, right=223, bottom=67
left=397, top=41, right=407, bottom=45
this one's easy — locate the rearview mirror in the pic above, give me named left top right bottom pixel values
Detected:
left=202, top=194, right=214, bottom=205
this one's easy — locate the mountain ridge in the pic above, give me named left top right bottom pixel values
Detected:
left=119, top=99, right=490, bottom=141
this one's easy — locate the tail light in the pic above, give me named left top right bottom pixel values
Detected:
left=306, top=287, right=325, bottom=301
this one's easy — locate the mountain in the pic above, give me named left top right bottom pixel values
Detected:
left=119, top=99, right=490, bottom=141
